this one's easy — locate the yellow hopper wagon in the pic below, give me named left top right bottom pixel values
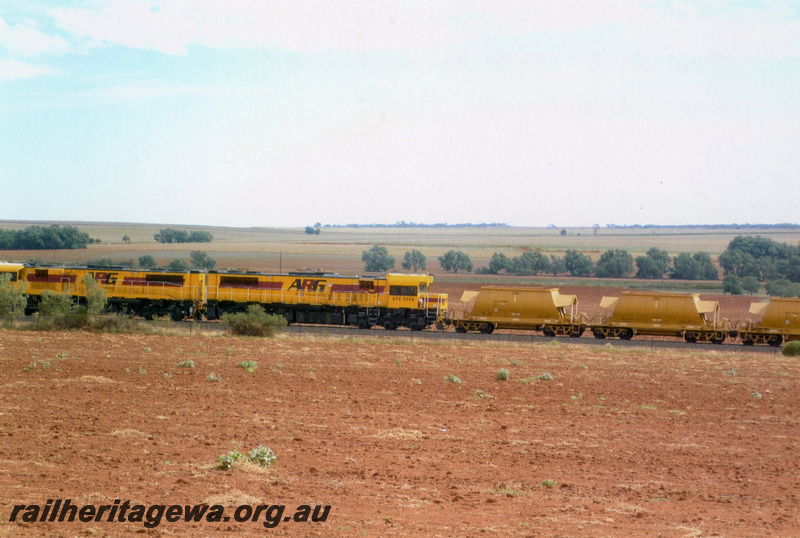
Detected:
left=451, top=286, right=586, bottom=336
left=205, top=271, right=446, bottom=331
left=591, top=291, right=732, bottom=344
left=738, top=298, right=800, bottom=347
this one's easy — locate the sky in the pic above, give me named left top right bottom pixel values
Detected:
left=1, top=1, right=799, bottom=228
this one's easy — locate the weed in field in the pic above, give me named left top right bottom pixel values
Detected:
left=640, top=404, right=657, bottom=409
left=509, top=358, right=523, bottom=366
left=249, top=445, right=277, bottom=468
left=540, top=480, right=557, bottom=488
left=177, top=359, right=196, bottom=368
left=537, top=373, right=554, bottom=381
left=206, top=372, right=222, bottom=382
left=752, top=392, right=762, bottom=399
left=495, top=369, right=509, bottom=381
left=138, top=366, right=147, bottom=375
left=444, top=374, right=462, bottom=384
left=494, top=482, right=528, bottom=497
left=571, top=392, right=583, bottom=400
left=237, top=360, right=258, bottom=372
left=473, top=390, right=494, bottom=399
left=725, top=368, right=737, bottom=376
left=217, top=449, right=245, bottom=470
left=144, top=347, right=152, bottom=353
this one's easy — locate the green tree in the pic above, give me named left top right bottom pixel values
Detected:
left=438, top=250, right=473, bottom=273
left=508, top=251, right=549, bottom=275
left=138, top=255, right=158, bottom=269
left=362, top=245, right=395, bottom=272
left=671, top=252, right=719, bottom=280
left=564, top=250, right=593, bottom=277
left=594, top=249, right=634, bottom=278
left=742, top=275, right=760, bottom=295
left=304, top=226, right=321, bottom=235
left=167, top=259, right=190, bottom=272
left=190, top=251, right=217, bottom=270
left=488, top=252, right=509, bottom=274
left=401, top=250, right=427, bottom=272
left=549, top=255, right=566, bottom=276
left=635, top=247, right=671, bottom=279
left=82, top=274, right=107, bottom=317
left=723, top=275, right=744, bottom=295
left=765, top=279, right=800, bottom=297
left=0, top=273, right=27, bottom=323
left=122, top=235, right=131, bottom=244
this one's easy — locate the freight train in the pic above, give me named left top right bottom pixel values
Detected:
left=1, top=261, right=798, bottom=346
left=0, top=262, right=448, bottom=331
left=452, top=286, right=799, bottom=347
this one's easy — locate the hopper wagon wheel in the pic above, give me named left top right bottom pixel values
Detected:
left=619, top=328, right=634, bottom=340
left=711, top=334, right=725, bottom=345
left=455, top=324, right=468, bottom=333
left=479, top=323, right=494, bottom=334
left=592, top=328, right=606, bottom=339
left=741, top=335, right=755, bottom=346
left=684, top=332, right=698, bottom=344
left=768, top=335, right=783, bottom=347
left=542, top=326, right=556, bottom=337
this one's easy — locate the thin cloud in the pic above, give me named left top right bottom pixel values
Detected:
left=0, top=58, right=60, bottom=80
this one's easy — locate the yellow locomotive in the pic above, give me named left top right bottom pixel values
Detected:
left=0, top=262, right=205, bottom=320
left=205, top=271, right=447, bottom=330
left=0, top=262, right=448, bottom=330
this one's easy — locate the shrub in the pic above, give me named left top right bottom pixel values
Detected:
left=206, top=372, right=222, bottom=382
left=0, top=273, right=27, bottom=323
left=495, top=369, right=509, bottom=381
left=222, top=305, right=287, bottom=337
left=237, top=360, right=258, bottom=372
left=781, top=341, right=800, bottom=357
left=177, top=359, right=196, bottom=368
left=217, top=449, right=244, bottom=470
left=249, top=445, right=277, bottom=467
left=87, top=314, right=136, bottom=333
left=444, top=374, right=462, bottom=384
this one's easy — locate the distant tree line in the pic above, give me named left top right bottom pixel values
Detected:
left=153, top=228, right=213, bottom=244
left=0, top=225, right=96, bottom=250
left=477, top=247, right=720, bottom=281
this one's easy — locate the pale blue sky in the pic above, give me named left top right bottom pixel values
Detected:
left=1, top=1, right=799, bottom=228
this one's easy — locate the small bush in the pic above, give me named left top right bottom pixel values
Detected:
left=444, top=374, right=462, bottom=384
left=88, top=314, right=136, bottom=334
left=206, top=372, right=222, bottom=382
left=222, top=305, right=288, bottom=337
left=237, top=360, right=258, bottom=372
left=249, top=445, right=277, bottom=467
left=781, top=341, right=800, bottom=357
left=217, top=449, right=245, bottom=470
left=537, top=373, right=554, bottom=381
left=495, top=369, right=509, bottom=381
left=177, top=359, right=195, bottom=368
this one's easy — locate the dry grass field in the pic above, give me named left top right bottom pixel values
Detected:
left=2, top=221, right=799, bottom=278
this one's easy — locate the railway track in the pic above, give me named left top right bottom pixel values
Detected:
left=184, top=320, right=780, bottom=355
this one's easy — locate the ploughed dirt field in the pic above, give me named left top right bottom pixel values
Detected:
left=1, top=328, right=799, bottom=537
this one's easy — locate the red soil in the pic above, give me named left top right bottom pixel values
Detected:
left=1, top=328, right=798, bottom=537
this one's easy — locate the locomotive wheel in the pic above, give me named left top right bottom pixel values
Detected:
left=383, top=321, right=397, bottom=331
left=768, top=335, right=783, bottom=347
left=592, top=329, right=606, bottom=339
